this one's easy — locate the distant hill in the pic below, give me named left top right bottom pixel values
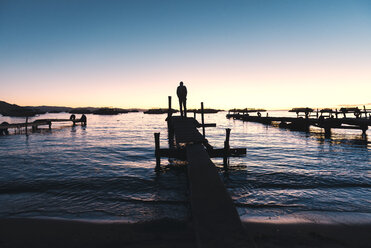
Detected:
left=27, top=105, right=73, bottom=113
left=0, top=101, right=40, bottom=117
left=0, top=100, right=144, bottom=117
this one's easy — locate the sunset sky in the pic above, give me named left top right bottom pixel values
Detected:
left=0, top=0, right=370, bottom=110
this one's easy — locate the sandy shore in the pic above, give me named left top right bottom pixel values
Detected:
left=0, top=218, right=370, bottom=248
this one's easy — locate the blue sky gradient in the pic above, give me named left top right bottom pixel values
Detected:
left=1, top=0, right=370, bottom=109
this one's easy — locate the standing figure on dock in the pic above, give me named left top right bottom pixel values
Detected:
left=177, top=81, right=187, bottom=117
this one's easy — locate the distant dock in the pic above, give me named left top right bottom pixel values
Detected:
left=0, top=114, right=87, bottom=135
left=227, top=107, right=371, bottom=136
left=154, top=97, right=250, bottom=248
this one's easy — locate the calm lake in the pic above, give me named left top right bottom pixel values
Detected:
left=0, top=112, right=370, bottom=223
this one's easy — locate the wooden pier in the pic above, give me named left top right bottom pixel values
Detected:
left=227, top=107, right=371, bottom=136
left=154, top=97, right=250, bottom=248
left=0, top=114, right=87, bottom=135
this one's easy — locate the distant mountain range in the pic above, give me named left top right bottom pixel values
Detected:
left=0, top=100, right=144, bottom=117
left=0, top=101, right=39, bottom=117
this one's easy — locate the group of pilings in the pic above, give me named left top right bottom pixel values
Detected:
left=288, top=106, right=371, bottom=119
left=0, top=114, right=87, bottom=136
left=154, top=97, right=249, bottom=247
left=154, top=96, right=246, bottom=169
left=226, top=111, right=370, bottom=137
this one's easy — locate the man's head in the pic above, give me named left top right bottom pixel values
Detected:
left=180, top=81, right=183, bottom=86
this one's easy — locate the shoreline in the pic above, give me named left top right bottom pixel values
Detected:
left=1, top=217, right=370, bottom=248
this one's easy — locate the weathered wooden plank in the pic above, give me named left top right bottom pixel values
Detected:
left=159, top=148, right=246, bottom=159
left=186, top=144, right=249, bottom=248
left=197, top=123, right=216, bottom=128
left=170, top=117, right=205, bottom=144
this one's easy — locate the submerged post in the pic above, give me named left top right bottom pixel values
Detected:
left=168, top=96, right=172, bottom=119
left=25, top=117, right=28, bottom=136
left=154, top=133, right=161, bottom=168
left=223, top=128, right=231, bottom=167
left=324, top=126, right=331, bottom=138
left=201, top=102, right=205, bottom=138
left=167, top=96, right=172, bottom=129
left=364, top=105, right=367, bottom=118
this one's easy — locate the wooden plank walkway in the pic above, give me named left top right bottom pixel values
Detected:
left=0, top=115, right=87, bottom=135
left=169, top=117, right=250, bottom=248
left=171, top=116, right=204, bottom=144
left=187, top=144, right=248, bottom=248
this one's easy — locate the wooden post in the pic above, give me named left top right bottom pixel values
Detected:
left=201, top=102, right=205, bottom=138
left=48, top=121, right=52, bottom=130
left=167, top=96, right=172, bottom=129
left=154, top=133, right=161, bottom=168
left=194, top=111, right=196, bottom=119
left=25, top=117, right=28, bottom=135
left=324, top=125, right=331, bottom=138
left=316, top=109, right=319, bottom=118
left=364, top=105, right=367, bottom=118
left=335, top=109, right=338, bottom=119
left=168, top=96, right=172, bottom=119
left=223, top=128, right=231, bottom=167
left=361, top=126, right=367, bottom=136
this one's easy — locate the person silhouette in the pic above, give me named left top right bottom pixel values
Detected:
left=177, top=81, right=187, bottom=117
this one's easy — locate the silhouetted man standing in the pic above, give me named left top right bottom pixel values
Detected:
left=177, top=81, right=187, bottom=117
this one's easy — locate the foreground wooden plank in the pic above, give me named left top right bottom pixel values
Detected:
left=186, top=144, right=250, bottom=248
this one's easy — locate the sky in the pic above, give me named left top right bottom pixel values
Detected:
left=0, top=0, right=370, bottom=110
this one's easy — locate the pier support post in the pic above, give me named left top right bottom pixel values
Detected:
left=324, top=127, right=331, bottom=138
left=167, top=96, right=172, bottom=129
left=154, top=133, right=161, bottom=168
left=25, top=117, right=28, bottom=136
left=48, top=121, right=52, bottom=130
left=81, top=114, right=87, bottom=126
left=194, top=111, right=196, bottom=119
left=168, top=96, right=172, bottom=118
left=223, top=128, right=231, bottom=168
left=364, top=105, right=367, bottom=118
left=361, top=125, right=368, bottom=137
left=201, top=102, right=205, bottom=138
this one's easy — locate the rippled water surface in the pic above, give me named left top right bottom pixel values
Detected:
left=0, top=112, right=370, bottom=222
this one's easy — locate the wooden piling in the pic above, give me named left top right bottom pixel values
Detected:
left=223, top=128, right=231, bottom=167
left=194, top=111, right=196, bottom=119
left=25, top=117, right=28, bottom=135
left=363, top=105, right=367, bottom=119
left=201, top=102, right=205, bottom=138
left=324, top=126, right=331, bottom=137
left=168, top=96, right=172, bottom=119
left=167, top=96, right=172, bottom=129
left=154, top=133, right=161, bottom=167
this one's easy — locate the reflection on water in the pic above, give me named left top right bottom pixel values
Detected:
left=0, top=112, right=370, bottom=222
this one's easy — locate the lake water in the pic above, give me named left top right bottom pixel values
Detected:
left=0, top=112, right=370, bottom=223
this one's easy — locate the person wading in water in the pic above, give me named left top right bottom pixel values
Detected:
left=177, top=81, right=187, bottom=117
